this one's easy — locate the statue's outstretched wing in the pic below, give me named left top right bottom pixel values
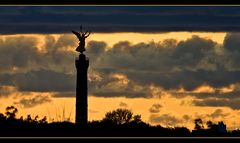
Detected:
left=84, top=31, right=91, bottom=38
left=72, top=31, right=81, bottom=40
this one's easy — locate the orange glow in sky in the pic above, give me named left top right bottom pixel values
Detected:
left=1, top=32, right=240, bottom=131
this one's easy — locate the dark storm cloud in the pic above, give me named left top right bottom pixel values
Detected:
left=0, top=36, right=39, bottom=72
left=89, top=77, right=152, bottom=98
left=86, top=33, right=240, bottom=100
left=222, top=33, right=240, bottom=69
left=14, top=70, right=75, bottom=92
left=0, top=34, right=78, bottom=96
left=223, top=33, right=240, bottom=52
left=1, top=6, right=240, bottom=34
left=193, top=98, right=240, bottom=110
left=0, top=34, right=77, bottom=73
left=127, top=70, right=240, bottom=91
left=176, top=90, right=240, bottom=100
left=85, top=41, right=106, bottom=62
left=0, top=70, right=75, bottom=92
left=95, top=36, right=218, bottom=72
left=93, top=35, right=240, bottom=91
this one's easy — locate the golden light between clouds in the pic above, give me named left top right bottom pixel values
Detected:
left=1, top=32, right=239, bottom=130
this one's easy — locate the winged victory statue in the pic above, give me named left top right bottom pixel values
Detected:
left=72, top=26, right=91, bottom=53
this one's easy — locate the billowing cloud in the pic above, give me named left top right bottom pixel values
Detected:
left=0, top=70, right=75, bottom=92
left=3, top=6, right=240, bottom=115
left=0, top=86, right=17, bottom=98
left=222, top=33, right=240, bottom=70
left=223, top=33, right=240, bottom=52
left=119, top=102, right=128, bottom=108
left=0, top=34, right=77, bottom=73
left=149, top=114, right=183, bottom=126
left=0, top=36, right=39, bottom=72
left=1, top=32, right=240, bottom=103
left=1, top=6, right=240, bottom=34
left=149, top=103, right=162, bottom=113
left=89, top=73, right=152, bottom=98
left=92, top=35, right=240, bottom=93
left=207, top=109, right=230, bottom=119
left=14, top=95, right=52, bottom=108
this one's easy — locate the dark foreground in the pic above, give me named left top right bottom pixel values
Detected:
left=0, top=121, right=239, bottom=137
left=1, top=106, right=240, bottom=137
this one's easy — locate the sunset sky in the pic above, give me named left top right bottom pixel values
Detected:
left=1, top=6, right=240, bottom=130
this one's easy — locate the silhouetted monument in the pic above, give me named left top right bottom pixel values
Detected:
left=72, top=26, right=91, bottom=54
left=72, top=26, right=90, bottom=126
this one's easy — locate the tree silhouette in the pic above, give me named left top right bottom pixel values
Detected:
left=0, top=105, right=237, bottom=137
left=194, top=118, right=204, bottom=130
left=206, top=120, right=214, bottom=129
left=132, top=115, right=142, bottom=123
left=5, top=106, right=18, bottom=120
left=102, top=108, right=142, bottom=125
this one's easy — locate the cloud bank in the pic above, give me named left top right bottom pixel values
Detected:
left=1, top=6, right=240, bottom=34
left=1, top=32, right=240, bottom=109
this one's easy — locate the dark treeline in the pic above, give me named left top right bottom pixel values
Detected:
left=0, top=106, right=240, bottom=137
